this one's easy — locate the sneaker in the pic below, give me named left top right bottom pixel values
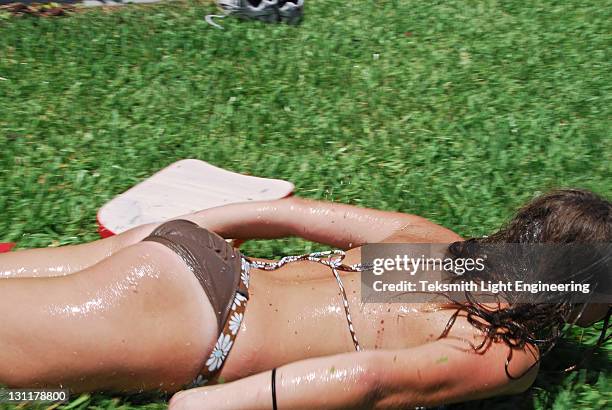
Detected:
left=216, top=0, right=303, bottom=25
left=217, top=0, right=280, bottom=23
left=278, top=0, right=304, bottom=25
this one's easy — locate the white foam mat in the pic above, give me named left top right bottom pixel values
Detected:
left=97, top=159, right=294, bottom=235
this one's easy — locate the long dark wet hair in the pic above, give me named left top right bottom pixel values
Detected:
left=441, top=189, right=612, bottom=377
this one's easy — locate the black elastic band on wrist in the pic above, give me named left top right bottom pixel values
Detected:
left=271, top=367, right=278, bottom=410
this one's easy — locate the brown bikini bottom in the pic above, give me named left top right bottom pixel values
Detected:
left=143, top=219, right=251, bottom=386
left=142, top=219, right=244, bottom=333
left=142, top=219, right=363, bottom=387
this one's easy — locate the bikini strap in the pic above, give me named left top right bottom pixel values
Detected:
left=247, top=250, right=367, bottom=352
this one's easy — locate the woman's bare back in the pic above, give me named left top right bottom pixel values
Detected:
left=218, top=248, right=484, bottom=383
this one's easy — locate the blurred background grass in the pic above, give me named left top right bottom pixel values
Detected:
left=0, top=0, right=610, bottom=408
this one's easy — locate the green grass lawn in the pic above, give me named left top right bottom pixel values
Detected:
left=0, top=0, right=610, bottom=408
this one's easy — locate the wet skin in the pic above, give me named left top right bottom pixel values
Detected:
left=1, top=237, right=476, bottom=392
left=0, top=196, right=542, bottom=407
left=222, top=250, right=485, bottom=383
left=0, top=242, right=217, bottom=392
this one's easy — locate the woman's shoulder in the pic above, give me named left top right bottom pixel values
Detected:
left=381, top=218, right=464, bottom=244
left=431, top=308, right=541, bottom=396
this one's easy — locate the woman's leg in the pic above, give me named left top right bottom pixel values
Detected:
left=0, top=223, right=162, bottom=279
left=0, top=241, right=217, bottom=393
left=0, top=206, right=234, bottom=279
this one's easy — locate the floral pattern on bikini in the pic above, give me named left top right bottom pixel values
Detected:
left=232, top=292, right=247, bottom=311
left=206, top=333, right=234, bottom=372
left=240, top=258, right=251, bottom=288
left=228, top=312, right=244, bottom=335
left=193, top=257, right=252, bottom=387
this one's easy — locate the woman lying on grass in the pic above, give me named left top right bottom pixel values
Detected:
left=0, top=189, right=610, bottom=409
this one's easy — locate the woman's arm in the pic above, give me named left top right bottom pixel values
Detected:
left=183, top=196, right=459, bottom=249
left=0, top=196, right=457, bottom=278
left=169, top=339, right=538, bottom=410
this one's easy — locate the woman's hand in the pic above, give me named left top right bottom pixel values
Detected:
left=169, top=385, right=229, bottom=410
